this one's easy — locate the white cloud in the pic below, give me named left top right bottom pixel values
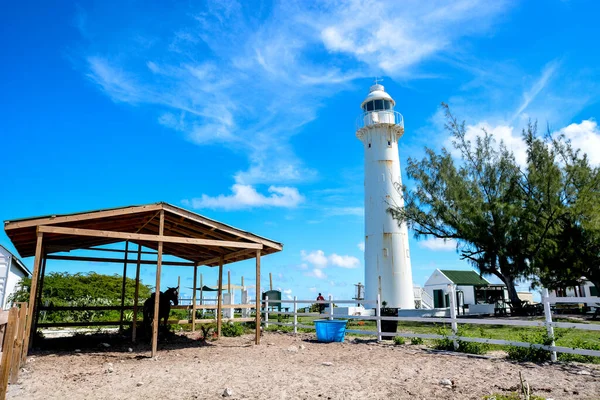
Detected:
left=80, top=1, right=509, bottom=192
left=557, top=120, right=600, bottom=165
left=305, top=268, right=327, bottom=279
left=184, top=184, right=304, bottom=210
left=301, top=249, right=361, bottom=269
left=419, top=238, right=457, bottom=251
left=308, top=287, right=317, bottom=293
left=461, top=123, right=528, bottom=166
left=301, top=250, right=328, bottom=268
left=329, top=254, right=360, bottom=269
left=325, top=207, right=364, bottom=217
left=512, top=60, right=559, bottom=122
left=357, top=242, right=365, bottom=251
left=283, top=289, right=292, bottom=295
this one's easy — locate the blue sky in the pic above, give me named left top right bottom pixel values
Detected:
left=2, top=1, right=600, bottom=302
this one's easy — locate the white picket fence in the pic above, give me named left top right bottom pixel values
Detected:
left=263, top=289, right=600, bottom=361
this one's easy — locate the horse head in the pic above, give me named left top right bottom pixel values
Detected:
left=166, top=286, right=179, bottom=306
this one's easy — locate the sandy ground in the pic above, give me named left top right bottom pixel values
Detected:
left=7, top=332, right=600, bottom=400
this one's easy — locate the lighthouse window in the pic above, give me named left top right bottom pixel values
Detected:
left=384, top=100, right=392, bottom=110
left=374, top=99, right=384, bottom=110
left=366, top=101, right=374, bottom=111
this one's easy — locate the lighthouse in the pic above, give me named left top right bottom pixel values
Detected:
left=356, top=83, right=415, bottom=309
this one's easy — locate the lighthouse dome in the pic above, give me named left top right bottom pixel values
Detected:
left=361, top=84, right=395, bottom=111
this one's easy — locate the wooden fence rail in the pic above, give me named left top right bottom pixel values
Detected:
left=262, top=292, right=600, bottom=361
left=0, top=302, right=28, bottom=400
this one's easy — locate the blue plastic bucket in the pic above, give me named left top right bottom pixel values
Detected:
left=314, top=319, right=348, bottom=343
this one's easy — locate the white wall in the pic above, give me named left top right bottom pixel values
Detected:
left=423, top=270, right=450, bottom=306
left=456, top=285, right=476, bottom=305
left=0, top=246, right=28, bottom=309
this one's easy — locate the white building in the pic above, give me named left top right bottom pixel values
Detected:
left=0, top=244, right=31, bottom=309
left=547, top=279, right=599, bottom=300
left=424, top=269, right=507, bottom=315
left=356, top=83, right=414, bottom=309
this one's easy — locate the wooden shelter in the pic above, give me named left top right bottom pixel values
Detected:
left=3, top=202, right=283, bottom=356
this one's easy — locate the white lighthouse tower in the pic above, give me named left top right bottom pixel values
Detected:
left=356, top=82, right=415, bottom=309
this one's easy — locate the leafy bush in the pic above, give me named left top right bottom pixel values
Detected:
left=221, top=322, right=245, bottom=337
left=393, top=336, right=406, bottom=345
left=410, top=337, right=424, bottom=345
left=557, top=339, right=600, bottom=364
left=432, top=326, right=490, bottom=355
left=506, top=330, right=554, bottom=362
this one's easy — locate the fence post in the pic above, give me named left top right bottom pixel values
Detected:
left=10, top=303, right=27, bottom=384
left=328, top=295, right=334, bottom=321
left=264, top=296, right=269, bottom=329
left=0, top=307, right=18, bottom=398
left=448, top=284, right=459, bottom=350
left=376, top=294, right=382, bottom=342
left=293, top=296, right=298, bottom=334
left=542, top=288, right=557, bottom=362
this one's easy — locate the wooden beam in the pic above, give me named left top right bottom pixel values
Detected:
left=217, top=257, right=224, bottom=339
left=132, top=243, right=142, bottom=343
left=0, top=307, right=18, bottom=397
left=34, top=256, right=47, bottom=332
left=201, top=249, right=258, bottom=266
left=255, top=250, right=261, bottom=345
left=151, top=211, right=165, bottom=357
left=45, top=254, right=195, bottom=267
left=4, top=204, right=163, bottom=230
left=228, top=270, right=231, bottom=294
left=270, top=272, right=273, bottom=291
left=119, top=241, right=129, bottom=332
left=192, top=265, right=197, bottom=332
left=37, top=226, right=263, bottom=249
left=23, top=232, right=43, bottom=354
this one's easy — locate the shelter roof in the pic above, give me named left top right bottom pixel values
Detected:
left=4, top=202, right=282, bottom=267
left=439, top=270, right=490, bottom=286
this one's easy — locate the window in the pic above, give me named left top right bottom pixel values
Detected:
left=366, top=101, right=374, bottom=111
left=368, top=143, right=371, bottom=148
left=384, top=100, right=391, bottom=110
left=387, top=140, right=391, bottom=146
left=374, top=99, right=384, bottom=110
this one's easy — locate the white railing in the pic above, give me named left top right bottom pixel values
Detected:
left=356, top=110, right=404, bottom=130
left=262, top=290, right=600, bottom=361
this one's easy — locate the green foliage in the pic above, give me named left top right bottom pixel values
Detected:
left=410, top=337, right=424, bottom=345
left=557, top=339, right=600, bottom=364
left=221, top=322, right=245, bottom=337
left=432, top=325, right=490, bottom=355
left=393, top=336, right=405, bottom=345
left=9, top=272, right=153, bottom=323
left=506, top=330, right=555, bottom=363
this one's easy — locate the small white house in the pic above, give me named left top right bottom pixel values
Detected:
left=547, top=278, right=598, bottom=300
left=0, top=244, right=31, bottom=309
left=424, top=269, right=507, bottom=315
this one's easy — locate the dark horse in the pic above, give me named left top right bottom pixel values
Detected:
left=143, top=287, right=179, bottom=337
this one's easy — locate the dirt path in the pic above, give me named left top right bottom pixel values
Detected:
left=8, top=332, right=600, bottom=399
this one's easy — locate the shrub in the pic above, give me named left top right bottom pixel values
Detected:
left=432, top=326, right=490, bottom=355
left=557, top=339, right=600, bottom=364
left=221, top=322, right=245, bottom=337
left=506, top=330, right=556, bottom=363
left=410, top=337, right=424, bottom=345
left=393, top=336, right=406, bottom=345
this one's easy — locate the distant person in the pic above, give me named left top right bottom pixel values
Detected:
left=316, top=293, right=325, bottom=313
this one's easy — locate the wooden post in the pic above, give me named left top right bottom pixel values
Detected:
left=200, top=274, right=203, bottom=312
left=228, top=270, right=231, bottom=293
left=255, top=250, right=261, bottom=345
left=293, top=296, right=298, bottom=334
left=10, top=304, right=27, bottom=384
left=543, top=288, right=557, bottom=362
left=132, top=244, right=142, bottom=343
left=177, top=276, right=181, bottom=299
left=269, top=272, right=273, bottom=291
left=151, top=210, right=165, bottom=357
left=264, top=296, right=269, bottom=329
left=32, top=256, right=47, bottom=335
left=192, top=265, right=198, bottom=332
left=216, top=257, right=224, bottom=338
left=23, top=231, right=43, bottom=353
left=119, top=241, right=129, bottom=332
left=0, top=307, right=18, bottom=398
